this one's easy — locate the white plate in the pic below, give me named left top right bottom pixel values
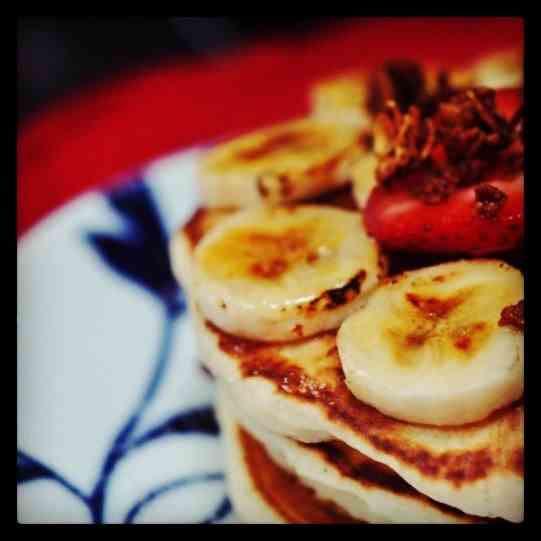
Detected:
left=17, top=148, right=238, bottom=524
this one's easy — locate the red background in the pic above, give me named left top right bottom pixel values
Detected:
left=17, top=17, right=523, bottom=239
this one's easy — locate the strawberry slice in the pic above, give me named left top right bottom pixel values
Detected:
left=364, top=173, right=523, bottom=255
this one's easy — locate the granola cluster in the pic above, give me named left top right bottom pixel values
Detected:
left=498, top=300, right=524, bottom=332
left=374, top=86, right=523, bottom=205
left=474, top=184, right=508, bottom=219
left=366, top=60, right=454, bottom=117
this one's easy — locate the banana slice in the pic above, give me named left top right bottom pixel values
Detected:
left=310, top=72, right=371, bottom=127
left=337, top=260, right=523, bottom=426
left=472, top=49, right=523, bottom=89
left=199, top=118, right=368, bottom=208
left=192, top=205, right=385, bottom=342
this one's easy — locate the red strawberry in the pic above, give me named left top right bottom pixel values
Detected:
left=363, top=173, right=523, bottom=255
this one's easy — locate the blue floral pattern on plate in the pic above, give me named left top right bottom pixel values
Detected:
left=17, top=152, right=233, bottom=523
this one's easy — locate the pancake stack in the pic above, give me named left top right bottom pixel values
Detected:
left=169, top=53, right=524, bottom=524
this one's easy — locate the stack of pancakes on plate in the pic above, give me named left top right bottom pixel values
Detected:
left=169, top=53, right=524, bottom=524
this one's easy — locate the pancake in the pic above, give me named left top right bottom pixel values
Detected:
left=198, top=117, right=371, bottom=208
left=170, top=209, right=524, bottom=523
left=200, top=311, right=523, bottom=522
left=217, top=384, right=492, bottom=523
left=217, top=386, right=363, bottom=523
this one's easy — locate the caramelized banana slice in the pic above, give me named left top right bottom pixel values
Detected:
left=199, top=118, right=368, bottom=208
left=472, top=49, right=523, bottom=89
left=337, top=260, right=523, bottom=426
left=310, top=73, right=371, bottom=127
left=192, top=205, right=385, bottom=341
